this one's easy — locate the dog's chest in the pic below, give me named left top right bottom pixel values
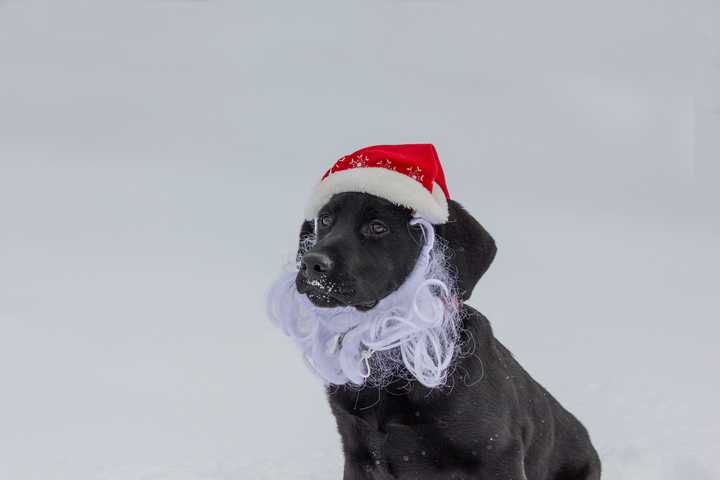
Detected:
left=329, top=387, right=490, bottom=478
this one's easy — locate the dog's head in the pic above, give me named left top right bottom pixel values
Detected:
left=296, top=192, right=496, bottom=310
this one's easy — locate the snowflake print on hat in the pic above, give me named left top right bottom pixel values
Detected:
left=348, top=155, right=370, bottom=169
left=406, top=166, right=425, bottom=182
left=377, top=159, right=396, bottom=171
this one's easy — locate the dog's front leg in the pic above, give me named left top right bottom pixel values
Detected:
left=342, top=458, right=395, bottom=480
left=342, top=460, right=371, bottom=480
left=480, top=442, right=529, bottom=480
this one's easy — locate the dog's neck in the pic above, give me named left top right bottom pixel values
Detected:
left=267, top=216, right=464, bottom=389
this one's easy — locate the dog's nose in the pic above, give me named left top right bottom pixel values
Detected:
left=301, top=252, right=333, bottom=280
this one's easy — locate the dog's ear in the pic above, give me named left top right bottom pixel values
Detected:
left=434, top=199, right=496, bottom=301
left=296, top=220, right=315, bottom=262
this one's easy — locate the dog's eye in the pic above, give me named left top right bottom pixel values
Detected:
left=319, top=215, right=331, bottom=227
left=368, top=222, right=387, bottom=235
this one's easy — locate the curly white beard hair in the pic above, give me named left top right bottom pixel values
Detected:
left=266, top=215, right=464, bottom=389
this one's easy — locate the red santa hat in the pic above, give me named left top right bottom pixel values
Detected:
left=304, top=144, right=450, bottom=224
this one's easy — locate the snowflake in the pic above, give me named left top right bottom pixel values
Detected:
left=331, top=157, right=346, bottom=173
left=406, top=166, right=425, bottom=182
left=349, top=155, right=369, bottom=169
left=377, top=159, right=396, bottom=170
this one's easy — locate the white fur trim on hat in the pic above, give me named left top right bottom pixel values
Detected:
left=304, top=167, right=449, bottom=224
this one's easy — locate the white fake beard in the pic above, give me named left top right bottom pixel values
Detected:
left=266, top=215, right=463, bottom=389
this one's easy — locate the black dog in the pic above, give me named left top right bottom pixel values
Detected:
left=295, top=192, right=601, bottom=480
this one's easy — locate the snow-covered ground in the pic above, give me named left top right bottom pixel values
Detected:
left=1, top=1, right=718, bottom=478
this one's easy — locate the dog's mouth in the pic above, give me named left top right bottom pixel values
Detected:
left=351, top=299, right=378, bottom=311
left=296, top=277, right=378, bottom=311
left=306, top=289, right=378, bottom=311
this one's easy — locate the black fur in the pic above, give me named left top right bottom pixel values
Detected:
left=295, top=192, right=601, bottom=480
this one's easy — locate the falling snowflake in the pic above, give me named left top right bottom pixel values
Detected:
left=406, top=166, right=425, bottom=182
